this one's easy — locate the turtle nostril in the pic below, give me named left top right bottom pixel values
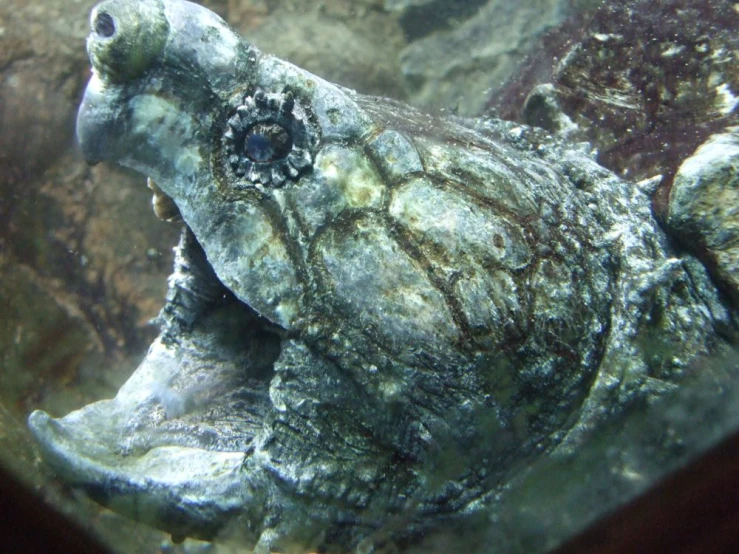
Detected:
left=94, top=12, right=116, bottom=38
left=86, top=2, right=168, bottom=81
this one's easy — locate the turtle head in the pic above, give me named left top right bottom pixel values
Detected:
left=77, top=0, right=252, bottom=167
left=77, top=0, right=377, bottom=329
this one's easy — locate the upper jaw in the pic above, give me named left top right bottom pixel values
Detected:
left=77, top=0, right=256, bottom=175
left=76, top=73, right=125, bottom=166
left=76, top=71, right=212, bottom=200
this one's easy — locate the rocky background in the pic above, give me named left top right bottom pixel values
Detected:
left=1, top=0, right=736, bottom=553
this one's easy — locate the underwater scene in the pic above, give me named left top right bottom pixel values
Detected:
left=1, top=0, right=738, bottom=552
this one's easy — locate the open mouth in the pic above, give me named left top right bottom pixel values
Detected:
left=27, top=2, right=390, bottom=543
left=28, top=224, right=283, bottom=542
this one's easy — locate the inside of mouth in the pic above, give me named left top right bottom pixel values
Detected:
left=118, top=293, right=280, bottom=457
left=125, top=222, right=283, bottom=455
left=31, top=220, right=283, bottom=466
left=25, top=218, right=287, bottom=539
left=115, top=210, right=283, bottom=455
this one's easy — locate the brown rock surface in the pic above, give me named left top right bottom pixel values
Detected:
left=491, top=0, right=739, bottom=186
left=227, top=0, right=406, bottom=99
left=0, top=0, right=90, bottom=183
left=667, top=128, right=739, bottom=303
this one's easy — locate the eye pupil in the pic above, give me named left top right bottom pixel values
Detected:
left=245, top=133, right=273, bottom=162
left=94, top=12, right=116, bottom=38
left=244, top=123, right=292, bottom=162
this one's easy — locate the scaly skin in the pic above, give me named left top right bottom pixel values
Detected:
left=29, top=1, right=734, bottom=551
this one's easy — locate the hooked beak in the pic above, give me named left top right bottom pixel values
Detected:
left=76, top=73, right=125, bottom=165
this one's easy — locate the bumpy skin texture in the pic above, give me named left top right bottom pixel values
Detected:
left=667, top=127, right=739, bottom=304
left=491, top=0, right=738, bottom=187
left=28, top=1, right=735, bottom=551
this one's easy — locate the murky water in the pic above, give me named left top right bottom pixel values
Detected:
left=1, top=1, right=737, bottom=552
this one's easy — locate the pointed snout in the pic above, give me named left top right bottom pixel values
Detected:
left=86, top=0, right=169, bottom=82
left=76, top=73, right=125, bottom=165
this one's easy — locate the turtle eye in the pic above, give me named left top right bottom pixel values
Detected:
left=224, top=89, right=318, bottom=188
left=243, top=122, right=292, bottom=162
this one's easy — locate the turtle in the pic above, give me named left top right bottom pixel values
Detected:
left=28, top=0, right=736, bottom=552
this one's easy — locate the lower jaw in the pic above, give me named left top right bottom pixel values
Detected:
left=29, top=407, right=248, bottom=541
left=27, top=250, right=279, bottom=541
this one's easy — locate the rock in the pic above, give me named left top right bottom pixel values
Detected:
left=228, top=0, right=406, bottom=99
left=398, top=0, right=599, bottom=116
left=667, top=128, right=739, bottom=303
left=0, top=256, right=105, bottom=416
left=0, top=0, right=90, bottom=183
left=491, top=0, right=739, bottom=184
left=385, top=0, right=488, bottom=40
